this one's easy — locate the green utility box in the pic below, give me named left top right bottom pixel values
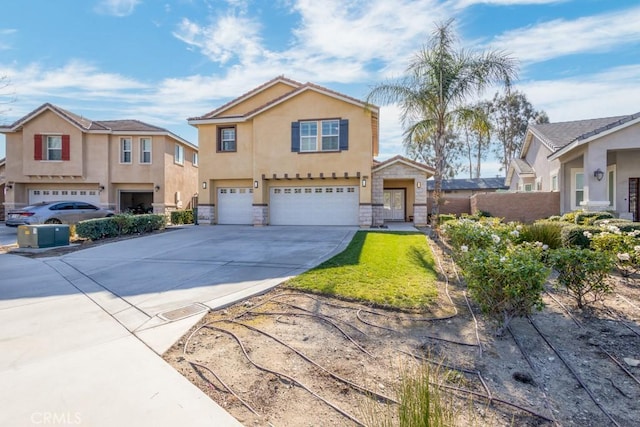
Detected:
left=17, top=224, right=69, bottom=249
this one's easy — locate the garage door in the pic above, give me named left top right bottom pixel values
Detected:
left=270, top=186, right=359, bottom=225
left=217, top=188, right=253, bottom=224
left=29, top=189, right=100, bottom=205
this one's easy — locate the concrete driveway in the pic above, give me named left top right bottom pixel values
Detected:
left=0, top=225, right=356, bottom=427
left=0, top=223, right=17, bottom=246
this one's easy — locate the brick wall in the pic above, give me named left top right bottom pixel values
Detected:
left=470, top=192, right=560, bottom=223
left=428, top=197, right=471, bottom=216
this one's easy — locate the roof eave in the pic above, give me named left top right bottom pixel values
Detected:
left=188, top=117, right=248, bottom=126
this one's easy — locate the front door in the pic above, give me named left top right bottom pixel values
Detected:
left=383, top=189, right=405, bottom=221
left=630, top=178, right=639, bottom=221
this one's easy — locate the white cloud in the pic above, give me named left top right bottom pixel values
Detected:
left=453, top=0, right=563, bottom=7
left=490, top=5, right=640, bottom=62
left=519, top=65, right=640, bottom=121
left=94, top=0, right=141, bottom=17
left=0, top=29, right=17, bottom=50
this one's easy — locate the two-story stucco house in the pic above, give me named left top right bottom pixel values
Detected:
left=506, top=112, right=640, bottom=220
left=0, top=103, right=199, bottom=216
left=189, top=77, right=434, bottom=227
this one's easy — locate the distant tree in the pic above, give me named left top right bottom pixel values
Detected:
left=366, top=19, right=517, bottom=221
left=0, top=75, right=16, bottom=119
left=491, top=89, right=548, bottom=174
left=405, top=126, right=465, bottom=179
left=458, top=101, right=492, bottom=179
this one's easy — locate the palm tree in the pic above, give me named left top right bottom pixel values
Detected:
left=367, top=19, right=517, bottom=223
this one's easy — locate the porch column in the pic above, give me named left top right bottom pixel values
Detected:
left=581, top=146, right=609, bottom=211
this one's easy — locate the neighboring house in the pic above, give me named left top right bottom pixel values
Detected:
left=427, top=177, right=509, bottom=216
left=507, top=113, right=640, bottom=220
left=188, top=76, right=435, bottom=227
left=0, top=103, right=198, bottom=217
left=0, top=158, right=5, bottom=220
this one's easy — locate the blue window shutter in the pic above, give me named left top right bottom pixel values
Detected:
left=291, top=121, right=300, bottom=152
left=339, top=119, right=349, bottom=151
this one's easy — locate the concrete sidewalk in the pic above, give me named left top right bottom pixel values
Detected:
left=0, top=225, right=356, bottom=426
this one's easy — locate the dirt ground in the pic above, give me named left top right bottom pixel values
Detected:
left=163, top=232, right=640, bottom=426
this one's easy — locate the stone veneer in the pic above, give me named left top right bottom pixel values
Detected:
left=253, top=205, right=269, bottom=226
left=372, top=162, right=429, bottom=226
left=197, top=204, right=215, bottom=225
left=359, top=204, right=372, bottom=227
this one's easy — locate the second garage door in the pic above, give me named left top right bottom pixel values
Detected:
left=218, top=188, right=253, bottom=224
left=270, top=186, right=359, bottom=226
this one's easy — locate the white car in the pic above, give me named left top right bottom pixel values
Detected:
left=6, top=201, right=114, bottom=227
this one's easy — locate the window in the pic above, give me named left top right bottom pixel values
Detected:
left=121, top=138, right=132, bottom=163
left=535, top=177, right=542, bottom=191
left=292, top=119, right=348, bottom=152
left=175, top=144, right=184, bottom=165
left=524, top=184, right=533, bottom=192
left=218, top=127, right=236, bottom=152
left=322, top=120, right=339, bottom=150
left=46, top=135, right=62, bottom=160
left=300, top=122, right=317, bottom=152
left=551, top=175, right=558, bottom=192
left=140, top=138, right=152, bottom=163
left=192, top=152, right=198, bottom=166
left=572, top=169, right=584, bottom=209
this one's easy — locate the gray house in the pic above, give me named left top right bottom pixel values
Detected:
left=506, top=113, right=640, bottom=220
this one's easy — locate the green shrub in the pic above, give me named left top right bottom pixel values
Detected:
left=574, top=211, right=614, bottom=225
left=560, top=211, right=578, bottom=223
left=170, top=210, right=194, bottom=225
left=593, top=218, right=631, bottom=227
left=546, top=215, right=562, bottom=222
left=560, top=225, right=601, bottom=248
left=437, top=214, right=456, bottom=226
left=548, top=248, right=615, bottom=308
left=590, top=226, right=640, bottom=277
left=76, top=214, right=166, bottom=240
left=441, top=217, right=512, bottom=254
left=521, top=222, right=564, bottom=249
left=459, top=243, right=549, bottom=335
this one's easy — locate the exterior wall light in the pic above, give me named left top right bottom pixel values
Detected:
left=202, top=181, right=207, bottom=189
left=361, top=178, right=367, bottom=187
left=6, top=183, right=13, bottom=190
left=416, top=181, right=422, bottom=188
left=155, top=185, right=161, bottom=192
left=594, top=168, right=604, bottom=181
left=99, top=185, right=105, bottom=192
left=254, top=180, right=259, bottom=188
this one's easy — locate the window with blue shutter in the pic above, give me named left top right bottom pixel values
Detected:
left=291, top=121, right=300, bottom=152
left=339, top=119, right=348, bottom=151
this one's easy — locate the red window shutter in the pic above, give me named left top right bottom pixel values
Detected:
left=34, top=134, right=43, bottom=160
left=62, top=135, right=70, bottom=161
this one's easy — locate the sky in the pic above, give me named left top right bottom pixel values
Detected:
left=1, top=0, right=639, bottom=177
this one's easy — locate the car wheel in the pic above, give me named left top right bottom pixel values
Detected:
left=45, top=218, right=62, bottom=224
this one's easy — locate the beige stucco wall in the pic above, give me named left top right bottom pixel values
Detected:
left=222, top=81, right=299, bottom=116
left=196, top=89, right=376, bottom=206
left=2, top=109, right=198, bottom=214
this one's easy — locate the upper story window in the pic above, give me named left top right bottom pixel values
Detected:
left=192, top=152, right=199, bottom=166
left=140, top=137, right=152, bottom=164
left=46, top=135, right=62, bottom=160
left=291, top=119, right=348, bottom=153
left=218, top=127, right=236, bottom=152
left=121, top=138, right=132, bottom=163
left=34, top=134, right=70, bottom=161
left=175, top=144, right=184, bottom=165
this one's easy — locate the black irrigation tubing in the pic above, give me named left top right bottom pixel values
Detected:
left=276, top=300, right=371, bottom=337
left=544, top=289, right=582, bottom=328
left=188, top=361, right=261, bottom=417
left=355, top=309, right=479, bottom=347
left=616, top=294, right=640, bottom=313
left=202, top=323, right=367, bottom=427
left=507, top=325, right=559, bottom=426
left=527, top=316, right=622, bottom=427
left=398, top=349, right=555, bottom=423
left=545, top=289, right=640, bottom=389
left=244, top=309, right=374, bottom=357
left=225, top=319, right=398, bottom=404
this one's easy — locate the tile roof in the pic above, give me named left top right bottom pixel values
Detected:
left=372, top=155, right=435, bottom=173
left=530, top=112, right=640, bottom=151
left=513, top=158, right=534, bottom=174
left=189, top=76, right=377, bottom=122
left=427, top=177, right=509, bottom=191
left=95, top=119, right=167, bottom=132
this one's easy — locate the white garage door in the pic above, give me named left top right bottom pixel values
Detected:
left=270, top=186, right=359, bottom=226
left=217, top=188, right=253, bottom=225
left=29, top=189, right=100, bottom=205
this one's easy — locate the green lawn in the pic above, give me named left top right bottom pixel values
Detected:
left=285, top=231, right=439, bottom=310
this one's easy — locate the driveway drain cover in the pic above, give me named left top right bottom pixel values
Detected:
left=158, top=303, right=208, bottom=321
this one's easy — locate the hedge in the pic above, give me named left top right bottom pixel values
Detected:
left=574, top=211, right=614, bottom=225
left=170, top=210, right=194, bottom=225
left=560, top=224, right=601, bottom=248
left=76, top=214, right=166, bottom=240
